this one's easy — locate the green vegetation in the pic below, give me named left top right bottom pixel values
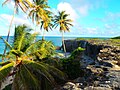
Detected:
left=76, top=37, right=120, bottom=47
left=61, top=47, right=84, bottom=79
left=0, top=25, right=65, bottom=90
left=111, top=36, right=120, bottom=39
left=2, top=0, right=32, bottom=61
left=76, top=38, right=103, bottom=40
left=0, top=0, right=74, bottom=89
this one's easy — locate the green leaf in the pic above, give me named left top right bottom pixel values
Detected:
left=0, top=62, right=14, bottom=81
left=0, top=36, right=12, bottom=49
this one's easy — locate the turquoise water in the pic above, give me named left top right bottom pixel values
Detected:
left=0, top=36, right=77, bottom=51
left=0, top=36, right=77, bottom=59
left=0, top=36, right=110, bottom=62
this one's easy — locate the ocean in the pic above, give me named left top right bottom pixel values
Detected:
left=0, top=36, right=110, bottom=62
left=0, top=36, right=77, bottom=61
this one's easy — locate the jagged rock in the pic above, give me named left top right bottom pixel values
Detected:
left=87, top=65, right=104, bottom=74
left=61, top=39, right=120, bottom=90
left=62, top=82, right=82, bottom=90
left=100, top=61, right=113, bottom=67
left=84, top=86, right=112, bottom=90
left=64, top=40, right=102, bottom=60
left=107, top=71, right=120, bottom=89
left=80, top=55, right=95, bottom=68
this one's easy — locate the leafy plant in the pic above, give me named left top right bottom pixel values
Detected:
left=0, top=25, right=65, bottom=90
left=2, top=0, right=32, bottom=61
left=61, top=47, right=84, bottom=79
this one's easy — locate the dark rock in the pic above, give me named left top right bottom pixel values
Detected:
left=64, top=40, right=102, bottom=60
left=102, top=67, right=109, bottom=71
left=61, top=39, right=120, bottom=90
left=102, top=62, right=113, bottom=67
left=62, top=82, right=82, bottom=90
left=56, top=46, right=62, bottom=50
left=84, top=86, right=112, bottom=90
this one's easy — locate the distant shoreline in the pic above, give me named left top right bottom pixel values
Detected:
left=0, top=35, right=113, bottom=38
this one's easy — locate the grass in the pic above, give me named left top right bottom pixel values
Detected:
left=75, top=38, right=120, bottom=47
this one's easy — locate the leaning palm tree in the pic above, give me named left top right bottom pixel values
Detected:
left=0, top=25, right=65, bottom=90
left=28, top=0, right=51, bottom=41
left=53, top=11, right=73, bottom=57
left=28, top=0, right=50, bottom=25
left=40, top=11, right=53, bottom=40
left=2, top=0, right=32, bottom=61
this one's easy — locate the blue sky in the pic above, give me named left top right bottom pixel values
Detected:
left=0, top=0, right=120, bottom=37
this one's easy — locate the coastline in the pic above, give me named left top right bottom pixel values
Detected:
left=55, top=38, right=120, bottom=89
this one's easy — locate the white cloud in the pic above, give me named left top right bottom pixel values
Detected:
left=0, top=14, right=31, bottom=26
left=0, top=13, right=33, bottom=36
left=78, top=5, right=90, bottom=16
left=97, top=12, right=120, bottom=23
left=57, top=2, right=78, bottom=21
left=86, top=27, right=98, bottom=34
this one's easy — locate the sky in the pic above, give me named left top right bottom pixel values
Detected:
left=0, top=0, right=120, bottom=37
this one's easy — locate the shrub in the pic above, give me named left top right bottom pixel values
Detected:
left=61, top=47, right=85, bottom=79
left=70, top=47, right=85, bottom=59
left=111, top=36, right=120, bottom=39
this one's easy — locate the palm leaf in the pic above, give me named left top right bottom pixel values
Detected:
left=0, top=36, right=12, bottom=49
left=41, top=62, right=66, bottom=80
left=0, top=62, right=14, bottom=82
left=23, top=60, right=55, bottom=84
left=12, top=63, right=40, bottom=90
left=2, top=0, right=9, bottom=6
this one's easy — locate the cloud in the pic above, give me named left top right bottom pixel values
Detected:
left=0, top=13, right=33, bottom=36
left=96, top=12, right=120, bottom=23
left=78, top=5, right=90, bottom=16
left=61, top=0, right=105, bottom=16
left=57, top=2, right=78, bottom=21
left=0, top=14, right=31, bottom=26
left=86, top=27, right=98, bottom=34
left=105, top=23, right=120, bottom=29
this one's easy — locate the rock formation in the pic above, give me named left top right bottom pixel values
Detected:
left=57, top=39, right=120, bottom=90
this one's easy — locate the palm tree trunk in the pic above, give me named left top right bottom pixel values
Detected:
left=42, top=29, right=45, bottom=41
left=34, top=24, right=37, bottom=42
left=2, top=6, right=16, bottom=61
left=62, top=31, right=66, bottom=57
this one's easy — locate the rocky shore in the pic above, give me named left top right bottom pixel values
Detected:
left=55, top=39, right=120, bottom=90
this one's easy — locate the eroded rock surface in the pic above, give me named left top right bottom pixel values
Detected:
left=56, top=39, right=120, bottom=90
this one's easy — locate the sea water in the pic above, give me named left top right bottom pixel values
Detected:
left=0, top=36, right=110, bottom=62
left=0, top=36, right=77, bottom=62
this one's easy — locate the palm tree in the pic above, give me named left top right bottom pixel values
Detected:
left=2, top=0, right=32, bottom=61
left=0, top=25, right=65, bottom=90
left=40, top=11, right=53, bottom=40
left=53, top=11, right=73, bottom=57
left=28, top=0, right=52, bottom=41
left=28, top=0, right=50, bottom=25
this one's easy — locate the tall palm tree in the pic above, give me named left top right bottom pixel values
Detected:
left=2, top=0, right=32, bottom=61
left=53, top=11, right=73, bottom=57
left=0, top=25, right=65, bottom=90
left=28, top=0, right=51, bottom=41
left=40, top=11, right=53, bottom=40
left=28, top=0, right=50, bottom=25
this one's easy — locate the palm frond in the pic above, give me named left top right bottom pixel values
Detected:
left=12, top=63, right=40, bottom=90
left=0, top=36, right=12, bottom=49
left=53, top=11, right=73, bottom=32
left=0, top=62, right=14, bottom=81
left=41, top=62, right=66, bottom=80
left=0, top=61, right=11, bottom=66
left=23, top=60, right=55, bottom=84
left=2, top=0, right=9, bottom=6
